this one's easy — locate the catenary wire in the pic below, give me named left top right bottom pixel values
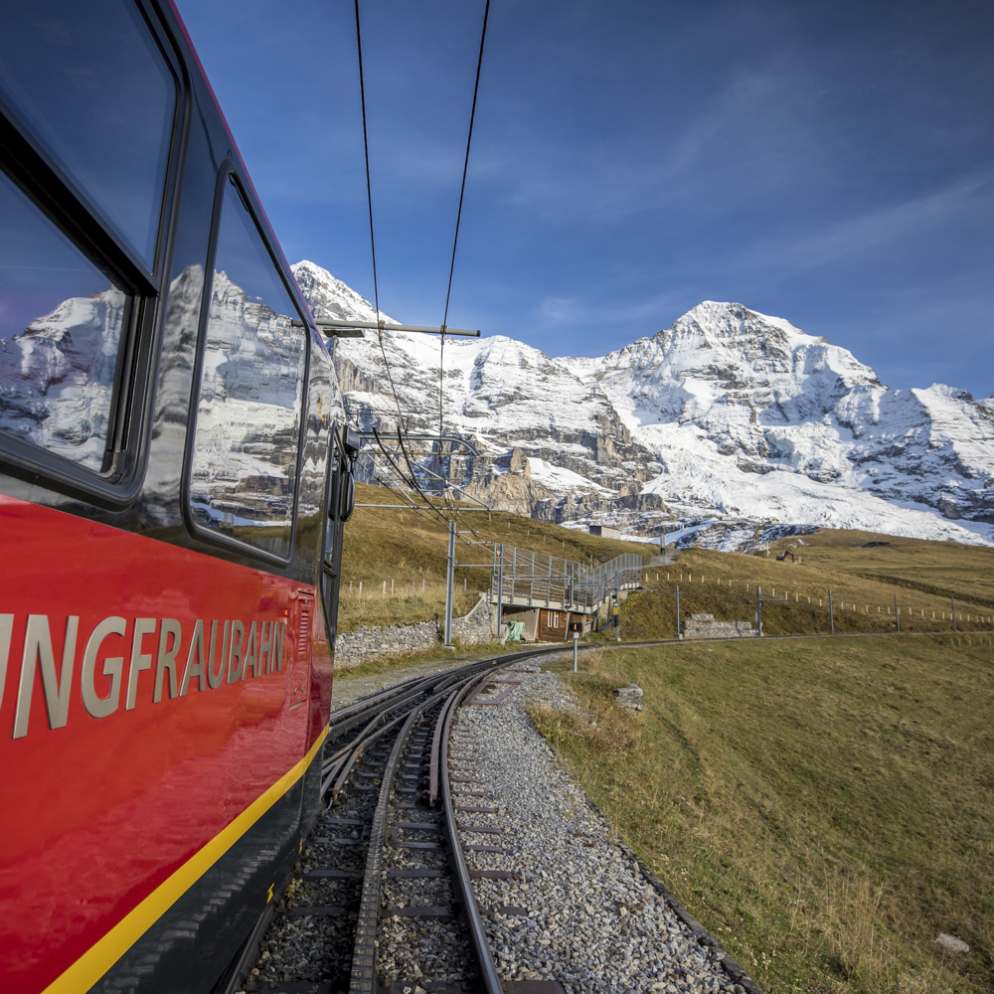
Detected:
left=371, top=428, right=451, bottom=527
left=353, top=0, right=408, bottom=433
left=352, top=0, right=492, bottom=530
left=438, top=0, right=491, bottom=440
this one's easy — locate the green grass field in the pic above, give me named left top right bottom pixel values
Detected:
left=532, top=635, right=994, bottom=994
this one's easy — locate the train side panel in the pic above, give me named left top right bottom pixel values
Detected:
left=0, top=497, right=324, bottom=992
left=0, top=1, right=345, bottom=991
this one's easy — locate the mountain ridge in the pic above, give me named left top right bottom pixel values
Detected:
left=291, top=260, right=994, bottom=549
left=1, top=257, right=988, bottom=549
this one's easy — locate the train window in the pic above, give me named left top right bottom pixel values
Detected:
left=323, top=440, right=343, bottom=566
left=321, top=428, right=355, bottom=563
left=188, top=175, right=307, bottom=559
left=0, top=169, right=128, bottom=472
left=0, top=0, right=176, bottom=267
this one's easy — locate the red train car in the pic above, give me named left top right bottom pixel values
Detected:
left=0, top=2, right=353, bottom=990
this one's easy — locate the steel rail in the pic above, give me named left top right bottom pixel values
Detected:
left=321, top=654, right=518, bottom=805
left=228, top=631, right=979, bottom=993
left=343, top=651, right=534, bottom=993
left=323, top=708, right=410, bottom=802
left=437, top=663, right=513, bottom=994
left=346, top=686, right=457, bottom=994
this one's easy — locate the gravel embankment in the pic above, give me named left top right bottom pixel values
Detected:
left=451, top=662, right=753, bottom=994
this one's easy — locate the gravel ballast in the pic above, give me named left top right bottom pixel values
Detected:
left=450, top=663, right=753, bottom=994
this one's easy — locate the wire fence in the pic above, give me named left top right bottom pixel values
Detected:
left=625, top=568, right=994, bottom=639
left=490, top=546, right=644, bottom=611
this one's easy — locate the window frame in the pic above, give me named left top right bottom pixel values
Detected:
left=322, top=426, right=345, bottom=570
left=181, top=162, right=312, bottom=568
left=0, top=0, right=188, bottom=507
left=319, top=424, right=348, bottom=642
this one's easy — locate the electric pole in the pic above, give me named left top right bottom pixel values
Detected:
left=495, top=543, right=505, bottom=639
left=444, top=519, right=456, bottom=647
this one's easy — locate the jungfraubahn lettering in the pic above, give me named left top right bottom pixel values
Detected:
left=0, top=614, right=289, bottom=739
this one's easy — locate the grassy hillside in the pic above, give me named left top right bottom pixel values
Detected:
left=533, top=635, right=994, bottom=994
left=622, top=532, right=994, bottom=641
left=340, top=500, right=994, bottom=637
left=338, top=485, right=652, bottom=631
left=769, top=529, right=994, bottom=608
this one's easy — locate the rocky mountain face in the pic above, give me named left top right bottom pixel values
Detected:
left=296, top=260, right=994, bottom=548
left=0, top=285, right=127, bottom=470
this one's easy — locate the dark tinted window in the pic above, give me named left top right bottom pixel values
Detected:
left=189, top=176, right=307, bottom=557
left=0, top=169, right=127, bottom=471
left=0, top=0, right=176, bottom=267
left=323, top=434, right=344, bottom=564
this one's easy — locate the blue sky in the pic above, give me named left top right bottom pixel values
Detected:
left=179, top=0, right=993, bottom=396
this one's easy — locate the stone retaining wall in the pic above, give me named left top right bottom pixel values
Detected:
left=334, top=594, right=496, bottom=671
left=683, top=612, right=756, bottom=639
left=452, top=593, right=494, bottom=644
left=334, top=619, right=439, bottom=670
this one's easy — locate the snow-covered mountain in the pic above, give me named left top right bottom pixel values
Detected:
left=0, top=285, right=127, bottom=470
left=4, top=257, right=989, bottom=548
left=293, top=260, right=994, bottom=548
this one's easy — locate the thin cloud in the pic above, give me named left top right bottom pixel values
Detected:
left=537, top=287, right=688, bottom=334
left=736, top=170, right=994, bottom=275
left=485, top=60, right=829, bottom=222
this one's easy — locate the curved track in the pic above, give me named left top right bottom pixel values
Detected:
left=224, top=630, right=951, bottom=993
left=225, top=647, right=565, bottom=994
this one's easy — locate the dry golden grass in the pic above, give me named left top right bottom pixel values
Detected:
left=533, top=634, right=994, bottom=994
left=338, top=484, right=652, bottom=631
left=623, top=536, right=994, bottom=641
left=769, top=529, right=994, bottom=608
left=338, top=579, right=481, bottom=631
left=338, top=492, right=994, bottom=647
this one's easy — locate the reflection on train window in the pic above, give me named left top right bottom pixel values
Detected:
left=0, top=169, right=127, bottom=471
left=0, top=0, right=176, bottom=267
left=189, top=176, right=306, bottom=558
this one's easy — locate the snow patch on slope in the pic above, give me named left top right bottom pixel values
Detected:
left=527, top=457, right=614, bottom=495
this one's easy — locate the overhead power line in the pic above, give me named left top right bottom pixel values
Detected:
left=370, top=427, right=450, bottom=527
left=353, top=0, right=407, bottom=433
left=439, top=0, right=491, bottom=439
left=351, top=0, right=493, bottom=527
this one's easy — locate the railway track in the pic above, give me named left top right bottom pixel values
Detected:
left=226, top=629, right=945, bottom=993
left=225, top=648, right=566, bottom=994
